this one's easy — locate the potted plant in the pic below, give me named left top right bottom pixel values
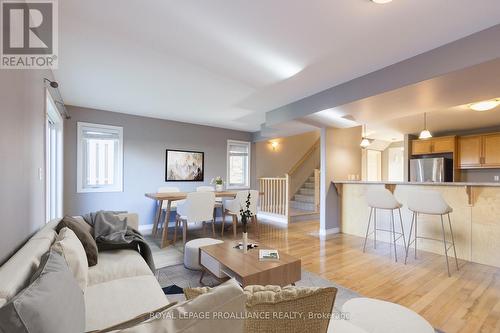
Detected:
left=239, top=192, right=253, bottom=254
left=211, top=176, right=224, bottom=192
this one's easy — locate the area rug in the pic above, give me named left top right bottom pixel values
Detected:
left=155, top=264, right=445, bottom=332
left=156, top=264, right=359, bottom=308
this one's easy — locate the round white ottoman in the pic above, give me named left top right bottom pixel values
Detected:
left=184, top=238, right=223, bottom=270
left=342, top=298, right=434, bottom=333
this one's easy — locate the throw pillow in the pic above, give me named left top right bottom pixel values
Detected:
left=0, top=250, right=85, bottom=333
left=56, top=215, right=98, bottom=266
left=52, top=227, right=89, bottom=291
left=120, top=279, right=246, bottom=333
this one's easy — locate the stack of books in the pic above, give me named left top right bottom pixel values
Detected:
left=259, top=249, right=280, bottom=261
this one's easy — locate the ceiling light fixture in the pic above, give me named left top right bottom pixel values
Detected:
left=371, top=0, right=393, bottom=4
left=419, top=113, right=432, bottom=139
left=360, top=125, right=371, bottom=148
left=470, top=99, right=500, bottom=112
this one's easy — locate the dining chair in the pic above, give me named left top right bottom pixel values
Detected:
left=222, top=190, right=259, bottom=238
left=153, top=186, right=182, bottom=236
left=196, top=186, right=223, bottom=221
left=174, top=191, right=216, bottom=245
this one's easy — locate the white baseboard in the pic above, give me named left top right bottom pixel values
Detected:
left=319, top=227, right=340, bottom=236
left=257, top=212, right=288, bottom=224
left=309, top=227, right=340, bottom=239
left=138, top=224, right=154, bottom=232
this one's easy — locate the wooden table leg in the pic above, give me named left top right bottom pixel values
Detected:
left=152, top=199, right=163, bottom=236
left=182, top=220, right=187, bottom=245
left=233, top=215, right=237, bottom=238
left=160, top=201, right=171, bottom=248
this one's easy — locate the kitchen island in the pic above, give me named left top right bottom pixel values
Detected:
left=333, top=181, right=500, bottom=268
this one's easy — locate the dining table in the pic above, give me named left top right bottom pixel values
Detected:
left=145, top=191, right=238, bottom=248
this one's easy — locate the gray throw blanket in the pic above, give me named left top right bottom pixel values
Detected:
left=83, top=211, right=155, bottom=272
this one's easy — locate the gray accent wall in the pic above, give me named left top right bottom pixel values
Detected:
left=0, top=69, right=54, bottom=265
left=63, top=106, right=254, bottom=226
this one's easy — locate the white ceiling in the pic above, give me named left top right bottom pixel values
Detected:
left=55, top=0, right=500, bottom=132
left=305, top=58, right=500, bottom=141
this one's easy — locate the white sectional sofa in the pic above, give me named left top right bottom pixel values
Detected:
left=0, top=214, right=246, bottom=333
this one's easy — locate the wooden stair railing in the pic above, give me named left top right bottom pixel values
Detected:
left=258, top=138, right=321, bottom=221
left=287, top=139, right=320, bottom=176
left=258, top=176, right=289, bottom=217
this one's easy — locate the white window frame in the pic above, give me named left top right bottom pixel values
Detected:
left=45, top=90, right=63, bottom=221
left=77, top=122, right=123, bottom=193
left=226, top=140, right=251, bottom=190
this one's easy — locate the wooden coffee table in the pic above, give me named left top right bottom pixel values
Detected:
left=199, top=240, right=301, bottom=287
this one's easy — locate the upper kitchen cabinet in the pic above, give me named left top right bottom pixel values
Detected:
left=411, top=136, right=456, bottom=155
left=459, top=133, right=500, bottom=169
left=482, top=133, right=500, bottom=167
left=458, top=135, right=482, bottom=168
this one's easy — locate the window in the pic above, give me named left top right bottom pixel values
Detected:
left=227, top=140, right=250, bottom=189
left=366, top=149, right=382, bottom=181
left=77, top=122, right=123, bottom=193
left=46, top=91, right=63, bottom=221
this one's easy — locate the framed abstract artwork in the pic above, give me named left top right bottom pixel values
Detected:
left=165, top=149, right=204, bottom=181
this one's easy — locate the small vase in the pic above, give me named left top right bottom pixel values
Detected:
left=242, top=232, right=248, bottom=254
left=215, top=184, right=224, bottom=192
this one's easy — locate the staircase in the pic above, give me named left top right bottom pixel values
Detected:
left=258, top=139, right=320, bottom=223
left=290, top=173, right=317, bottom=211
left=289, top=172, right=319, bottom=222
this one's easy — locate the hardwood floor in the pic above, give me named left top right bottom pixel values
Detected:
left=232, top=219, right=500, bottom=333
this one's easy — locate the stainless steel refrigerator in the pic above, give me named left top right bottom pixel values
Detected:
left=409, top=157, right=453, bottom=183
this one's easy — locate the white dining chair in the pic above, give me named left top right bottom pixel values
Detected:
left=223, top=190, right=259, bottom=238
left=405, top=190, right=459, bottom=276
left=152, top=186, right=183, bottom=236
left=174, top=191, right=216, bottom=245
left=196, top=186, right=223, bottom=222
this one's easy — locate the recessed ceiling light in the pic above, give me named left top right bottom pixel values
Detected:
left=470, top=100, right=500, bottom=112
left=371, top=0, right=393, bottom=4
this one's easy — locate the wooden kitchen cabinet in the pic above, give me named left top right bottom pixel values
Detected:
left=412, top=140, right=433, bottom=155
left=459, top=133, right=500, bottom=169
left=458, top=135, right=482, bottom=168
left=483, top=133, right=500, bottom=167
left=432, top=136, right=456, bottom=153
left=411, top=136, right=455, bottom=155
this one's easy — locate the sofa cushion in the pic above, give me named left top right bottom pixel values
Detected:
left=88, top=249, right=152, bottom=286
left=57, top=215, right=98, bottom=266
left=119, top=279, right=246, bottom=333
left=0, top=250, right=85, bottom=333
left=84, top=275, right=168, bottom=332
left=0, top=237, right=55, bottom=305
left=51, top=227, right=89, bottom=291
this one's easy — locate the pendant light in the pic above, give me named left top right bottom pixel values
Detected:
left=419, top=113, right=432, bottom=139
left=360, top=125, right=371, bottom=148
